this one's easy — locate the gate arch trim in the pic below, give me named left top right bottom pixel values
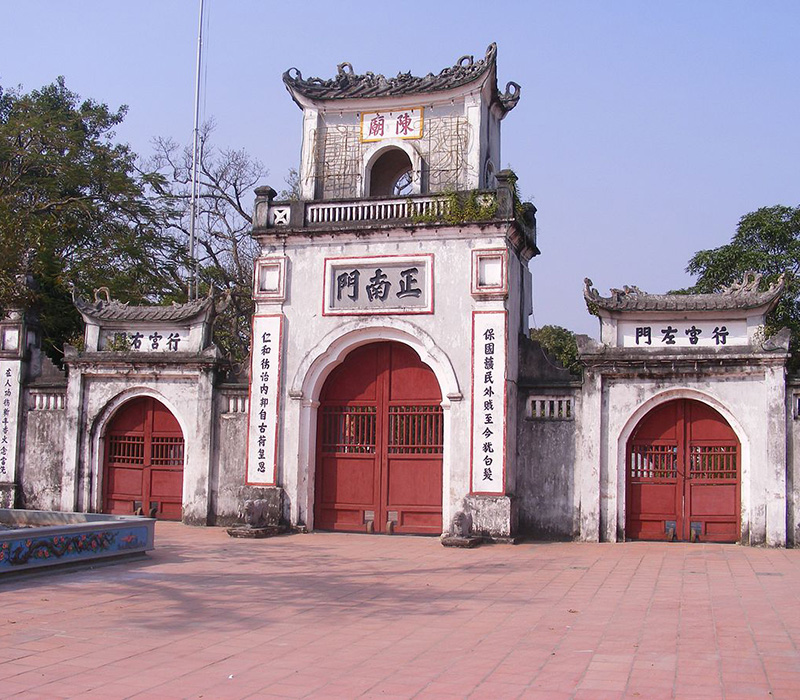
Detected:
left=291, top=319, right=461, bottom=405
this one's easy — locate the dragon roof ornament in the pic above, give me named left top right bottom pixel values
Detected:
left=583, top=272, right=785, bottom=313
left=283, top=43, right=520, bottom=112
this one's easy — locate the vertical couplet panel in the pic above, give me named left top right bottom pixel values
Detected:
left=470, top=311, right=507, bottom=494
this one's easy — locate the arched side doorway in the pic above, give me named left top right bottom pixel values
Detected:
left=626, top=399, right=740, bottom=542
left=315, top=341, right=443, bottom=535
left=103, top=397, right=185, bottom=520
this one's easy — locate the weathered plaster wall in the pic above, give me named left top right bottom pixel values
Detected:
left=787, top=379, right=800, bottom=546
left=515, top=404, right=578, bottom=539
left=515, top=338, right=580, bottom=539
left=211, top=387, right=282, bottom=526
left=17, top=401, right=65, bottom=510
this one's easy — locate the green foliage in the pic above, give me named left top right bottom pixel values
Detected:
left=529, top=325, right=582, bottom=376
left=412, top=190, right=498, bottom=225
left=105, top=332, right=132, bottom=351
left=149, top=123, right=265, bottom=367
left=0, top=78, right=187, bottom=362
left=686, top=205, right=800, bottom=367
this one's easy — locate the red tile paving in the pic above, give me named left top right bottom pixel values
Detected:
left=2, top=523, right=800, bottom=698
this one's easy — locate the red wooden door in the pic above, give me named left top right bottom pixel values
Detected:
left=103, top=397, right=185, bottom=520
left=315, top=342, right=443, bottom=534
left=627, top=399, right=739, bottom=542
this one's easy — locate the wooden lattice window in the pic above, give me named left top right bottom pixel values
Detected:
left=107, top=435, right=145, bottom=464
left=151, top=437, right=184, bottom=466
left=629, top=444, right=678, bottom=480
left=320, top=406, right=376, bottom=453
left=689, top=445, right=737, bottom=480
left=388, top=405, right=443, bottom=454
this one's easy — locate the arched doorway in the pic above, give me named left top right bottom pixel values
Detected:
left=315, top=341, right=443, bottom=534
left=626, top=399, right=740, bottom=542
left=103, top=397, right=185, bottom=520
left=368, top=148, right=414, bottom=196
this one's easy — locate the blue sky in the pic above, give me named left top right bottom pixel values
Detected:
left=3, top=1, right=799, bottom=337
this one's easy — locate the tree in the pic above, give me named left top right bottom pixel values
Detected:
left=529, top=325, right=581, bottom=376
left=149, top=123, right=266, bottom=367
left=0, top=78, right=187, bottom=360
left=686, top=205, right=800, bottom=364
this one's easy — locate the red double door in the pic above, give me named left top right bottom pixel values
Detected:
left=315, top=342, right=444, bottom=535
left=627, top=399, right=740, bottom=542
left=103, top=397, right=185, bottom=520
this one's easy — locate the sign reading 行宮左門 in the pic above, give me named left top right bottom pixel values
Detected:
left=360, top=108, right=423, bottom=142
left=618, top=320, right=748, bottom=348
left=324, top=255, right=433, bottom=315
left=246, top=315, right=283, bottom=485
left=0, top=361, right=21, bottom=482
left=471, top=311, right=507, bottom=495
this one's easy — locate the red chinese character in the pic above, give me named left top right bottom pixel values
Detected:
left=368, top=115, right=385, bottom=137
left=396, top=112, right=413, bottom=135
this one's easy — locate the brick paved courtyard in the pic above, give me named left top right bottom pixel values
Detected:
left=2, top=522, right=800, bottom=699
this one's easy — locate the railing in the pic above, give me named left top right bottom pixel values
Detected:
left=306, top=196, right=452, bottom=226
left=253, top=188, right=511, bottom=231
left=222, top=393, right=248, bottom=414
left=30, top=391, right=66, bottom=411
left=527, top=395, right=574, bottom=420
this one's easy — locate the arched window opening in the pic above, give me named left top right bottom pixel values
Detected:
left=369, top=148, right=414, bottom=197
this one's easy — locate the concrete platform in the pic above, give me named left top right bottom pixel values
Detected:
left=2, top=522, right=800, bottom=699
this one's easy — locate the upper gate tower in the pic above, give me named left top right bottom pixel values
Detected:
left=282, top=43, right=520, bottom=200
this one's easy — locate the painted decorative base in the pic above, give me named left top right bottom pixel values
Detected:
left=0, top=509, right=155, bottom=574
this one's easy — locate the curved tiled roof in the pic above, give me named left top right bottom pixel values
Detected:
left=75, top=294, right=213, bottom=324
left=283, top=43, right=520, bottom=112
left=584, top=273, right=784, bottom=313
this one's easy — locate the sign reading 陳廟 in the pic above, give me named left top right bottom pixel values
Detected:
left=246, top=315, right=283, bottom=485
left=619, top=320, right=748, bottom=348
left=360, top=108, right=423, bottom=142
left=471, top=311, right=507, bottom=495
left=324, top=255, right=433, bottom=315
left=0, top=361, right=21, bottom=481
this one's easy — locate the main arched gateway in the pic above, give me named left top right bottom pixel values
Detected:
left=315, top=341, right=443, bottom=534
left=103, top=397, right=185, bottom=520
left=626, top=398, right=740, bottom=542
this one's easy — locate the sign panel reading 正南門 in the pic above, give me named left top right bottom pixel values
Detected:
left=246, top=315, right=283, bottom=485
left=471, top=311, right=507, bottom=495
left=360, top=108, right=423, bottom=142
left=324, top=255, right=433, bottom=315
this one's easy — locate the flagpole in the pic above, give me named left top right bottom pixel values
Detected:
left=188, top=0, right=204, bottom=300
